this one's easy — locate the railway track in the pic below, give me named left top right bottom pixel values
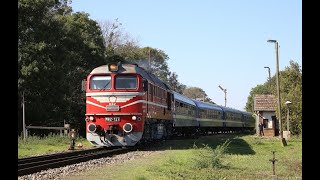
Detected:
left=18, top=147, right=134, bottom=176
left=18, top=135, right=239, bottom=177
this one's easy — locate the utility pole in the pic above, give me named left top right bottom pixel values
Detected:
left=268, top=39, right=287, bottom=146
left=218, top=85, right=227, bottom=107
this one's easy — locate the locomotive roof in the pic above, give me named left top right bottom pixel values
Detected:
left=173, top=92, right=196, bottom=106
left=193, top=100, right=223, bottom=111
left=90, top=63, right=170, bottom=90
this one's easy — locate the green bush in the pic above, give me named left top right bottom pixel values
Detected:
left=191, top=139, right=231, bottom=169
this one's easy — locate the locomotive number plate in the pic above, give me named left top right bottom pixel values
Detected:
left=105, top=117, right=120, bottom=122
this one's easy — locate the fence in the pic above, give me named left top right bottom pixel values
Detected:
left=25, top=124, right=71, bottom=137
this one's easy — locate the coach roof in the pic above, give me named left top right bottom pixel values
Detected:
left=193, top=100, right=223, bottom=111
left=220, top=106, right=243, bottom=114
left=173, top=92, right=196, bottom=106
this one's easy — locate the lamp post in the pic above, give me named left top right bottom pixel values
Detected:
left=218, top=85, right=227, bottom=107
left=267, top=39, right=287, bottom=146
left=285, top=101, right=292, bottom=131
left=264, top=66, right=271, bottom=89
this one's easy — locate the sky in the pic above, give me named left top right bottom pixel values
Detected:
left=70, top=0, right=302, bottom=111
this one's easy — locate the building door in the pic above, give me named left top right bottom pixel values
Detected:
left=263, top=119, right=268, bottom=129
left=272, top=116, right=278, bottom=136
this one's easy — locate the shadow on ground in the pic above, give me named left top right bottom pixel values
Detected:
left=150, top=133, right=255, bottom=155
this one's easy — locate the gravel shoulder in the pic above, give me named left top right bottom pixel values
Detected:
left=18, top=150, right=164, bottom=180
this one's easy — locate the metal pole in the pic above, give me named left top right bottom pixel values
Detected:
left=275, top=41, right=286, bottom=146
left=268, top=68, right=271, bottom=87
left=148, top=48, right=151, bottom=71
left=218, top=85, right=227, bottom=107
left=272, top=151, right=275, bottom=175
left=269, top=151, right=277, bottom=175
left=264, top=67, right=271, bottom=89
left=224, top=90, right=227, bottom=107
left=287, top=105, right=290, bottom=131
left=22, top=91, right=26, bottom=140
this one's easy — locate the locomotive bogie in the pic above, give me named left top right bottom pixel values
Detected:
left=86, top=131, right=143, bottom=146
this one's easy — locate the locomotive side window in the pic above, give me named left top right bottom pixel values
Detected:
left=115, top=75, right=137, bottom=89
left=90, top=76, right=111, bottom=90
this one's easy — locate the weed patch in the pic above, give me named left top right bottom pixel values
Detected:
left=191, top=139, right=231, bottom=169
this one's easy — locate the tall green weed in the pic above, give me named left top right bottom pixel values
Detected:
left=191, top=139, right=231, bottom=169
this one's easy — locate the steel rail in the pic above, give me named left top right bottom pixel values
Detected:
left=18, top=147, right=132, bottom=176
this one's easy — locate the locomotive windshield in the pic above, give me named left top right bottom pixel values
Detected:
left=90, top=76, right=111, bottom=90
left=115, top=75, right=137, bottom=89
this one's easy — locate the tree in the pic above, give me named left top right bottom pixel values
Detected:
left=245, top=84, right=270, bottom=112
left=98, top=20, right=172, bottom=85
left=278, top=60, right=302, bottom=135
left=18, top=0, right=106, bottom=135
left=168, top=72, right=186, bottom=94
left=183, top=87, right=214, bottom=103
left=99, top=19, right=140, bottom=63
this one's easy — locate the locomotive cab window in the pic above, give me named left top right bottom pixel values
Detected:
left=115, top=75, right=137, bottom=89
left=90, top=76, right=111, bottom=90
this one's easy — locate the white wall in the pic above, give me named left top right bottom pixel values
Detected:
left=261, top=111, right=276, bottom=128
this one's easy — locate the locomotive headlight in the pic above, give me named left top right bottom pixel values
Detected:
left=89, top=116, right=94, bottom=121
left=123, top=123, right=133, bottom=133
left=108, top=63, right=118, bottom=72
left=131, top=116, right=137, bottom=120
left=88, top=123, right=97, bottom=133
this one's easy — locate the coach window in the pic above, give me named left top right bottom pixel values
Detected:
left=115, top=75, right=137, bottom=89
left=90, top=76, right=111, bottom=90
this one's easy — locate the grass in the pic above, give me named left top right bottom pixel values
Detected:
left=64, top=134, right=302, bottom=180
left=18, top=133, right=93, bottom=158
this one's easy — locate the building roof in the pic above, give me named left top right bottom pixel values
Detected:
left=254, top=94, right=276, bottom=111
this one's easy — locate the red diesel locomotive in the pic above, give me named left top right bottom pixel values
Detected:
left=84, top=62, right=174, bottom=146
left=84, top=62, right=255, bottom=147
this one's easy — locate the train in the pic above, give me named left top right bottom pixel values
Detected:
left=84, top=62, right=255, bottom=147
